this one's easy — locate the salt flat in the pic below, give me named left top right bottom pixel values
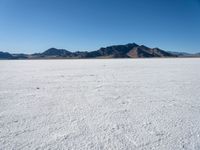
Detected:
left=0, top=58, right=200, bottom=150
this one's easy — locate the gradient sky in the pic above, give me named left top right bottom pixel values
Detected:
left=0, top=0, right=200, bottom=53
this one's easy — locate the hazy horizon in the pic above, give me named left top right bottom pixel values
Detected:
left=0, top=0, right=200, bottom=53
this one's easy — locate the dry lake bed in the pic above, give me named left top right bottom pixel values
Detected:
left=0, top=58, right=200, bottom=150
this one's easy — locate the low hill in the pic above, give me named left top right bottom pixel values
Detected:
left=0, top=51, right=13, bottom=59
left=168, top=51, right=200, bottom=57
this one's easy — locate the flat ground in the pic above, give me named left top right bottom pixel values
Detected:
left=0, top=59, right=200, bottom=150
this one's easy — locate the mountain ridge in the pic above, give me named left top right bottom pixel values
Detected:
left=0, top=43, right=199, bottom=59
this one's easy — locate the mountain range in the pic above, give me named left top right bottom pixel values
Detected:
left=0, top=43, right=199, bottom=59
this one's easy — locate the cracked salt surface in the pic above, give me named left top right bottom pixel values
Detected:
left=0, top=58, right=200, bottom=150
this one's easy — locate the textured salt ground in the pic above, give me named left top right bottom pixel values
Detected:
left=0, top=58, right=200, bottom=150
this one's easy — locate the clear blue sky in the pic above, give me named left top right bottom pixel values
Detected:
left=0, top=0, right=200, bottom=53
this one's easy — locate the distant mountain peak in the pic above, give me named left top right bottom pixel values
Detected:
left=42, top=48, right=71, bottom=57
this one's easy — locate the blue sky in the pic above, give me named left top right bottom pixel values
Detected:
left=0, top=0, right=200, bottom=53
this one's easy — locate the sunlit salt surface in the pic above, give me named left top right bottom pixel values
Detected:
left=0, top=58, right=200, bottom=150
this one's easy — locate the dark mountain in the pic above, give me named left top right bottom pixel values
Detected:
left=84, top=43, right=137, bottom=58
left=85, top=43, right=175, bottom=58
left=28, top=43, right=176, bottom=59
left=127, top=45, right=175, bottom=58
left=29, top=48, right=73, bottom=59
left=41, top=48, right=72, bottom=57
left=0, top=51, right=13, bottom=59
